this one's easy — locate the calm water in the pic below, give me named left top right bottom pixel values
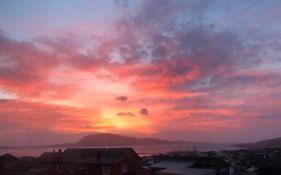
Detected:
left=0, top=143, right=237, bottom=157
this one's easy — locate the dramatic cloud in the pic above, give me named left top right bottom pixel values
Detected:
left=0, top=0, right=281, bottom=144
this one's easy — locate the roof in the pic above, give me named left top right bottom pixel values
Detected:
left=38, top=147, right=139, bottom=165
left=258, top=157, right=281, bottom=168
left=159, top=168, right=216, bottom=175
left=151, top=160, right=216, bottom=175
left=151, top=160, right=195, bottom=169
left=4, top=160, right=27, bottom=171
left=37, top=152, right=59, bottom=162
left=0, top=153, right=18, bottom=165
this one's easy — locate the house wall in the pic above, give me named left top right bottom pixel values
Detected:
left=54, top=164, right=100, bottom=175
left=113, top=152, right=141, bottom=175
left=45, top=152, right=141, bottom=175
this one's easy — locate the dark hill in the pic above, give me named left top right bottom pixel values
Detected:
left=55, top=133, right=186, bottom=147
left=234, top=137, right=281, bottom=149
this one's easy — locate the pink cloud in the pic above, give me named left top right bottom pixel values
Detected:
left=0, top=0, right=281, bottom=144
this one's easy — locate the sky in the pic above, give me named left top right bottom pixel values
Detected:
left=0, top=0, right=281, bottom=146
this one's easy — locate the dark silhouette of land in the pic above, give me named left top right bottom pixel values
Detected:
left=234, top=137, right=281, bottom=149
left=47, top=133, right=190, bottom=147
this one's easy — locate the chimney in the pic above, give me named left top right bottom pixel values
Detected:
left=58, top=149, right=62, bottom=154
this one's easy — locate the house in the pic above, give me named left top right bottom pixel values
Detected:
left=0, top=153, right=18, bottom=165
left=258, top=157, right=281, bottom=175
left=0, top=153, right=19, bottom=175
left=150, top=156, right=229, bottom=175
left=190, top=157, right=230, bottom=175
left=37, top=147, right=142, bottom=175
left=150, top=160, right=216, bottom=175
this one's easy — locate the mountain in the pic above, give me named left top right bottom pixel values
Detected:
left=234, top=137, right=281, bottom=149
left=53, top=133, right=187, bottom=147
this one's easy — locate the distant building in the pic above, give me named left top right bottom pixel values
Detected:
left=150, top=156, right=229, bottom=175
left=0, top=153, right=19, bottom=175
left=37, top=147, right=142, bottom=175
left=150, top=160, right=216, bottom=175
left=258, top=157, right=281, bottom=175
left=0, top=154, right=18, bottom=165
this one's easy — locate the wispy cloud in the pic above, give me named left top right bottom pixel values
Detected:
left=0, top=0, right=281, bottom=144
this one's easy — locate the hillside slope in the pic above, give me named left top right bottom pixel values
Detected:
left=53, top=133, right=187, bottom=147
left=234, top=137, right=281, bottom=149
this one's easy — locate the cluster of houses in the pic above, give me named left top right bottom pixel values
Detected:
left=1, top=147, right=281, bottom=175
left=219, top=148, right=281, bottom=175
left=1, top=148, right=143, bottom=175
left=0, top=147, right=229, bottom=175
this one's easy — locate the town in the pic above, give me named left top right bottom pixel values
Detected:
left=1, top=147, right=281, bottom=175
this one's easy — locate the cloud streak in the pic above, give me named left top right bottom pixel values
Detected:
left=0, top=0, right=281, bottom=144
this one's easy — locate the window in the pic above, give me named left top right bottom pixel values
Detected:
left=102, top=166, right=110, bottom=175
left=122, top=164, right=128, bottom=173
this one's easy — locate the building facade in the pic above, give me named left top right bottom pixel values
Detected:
left=37, top=148, right=142, bottom=175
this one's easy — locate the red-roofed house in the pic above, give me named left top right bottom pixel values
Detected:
left=37, top=148, right=142, bottom=175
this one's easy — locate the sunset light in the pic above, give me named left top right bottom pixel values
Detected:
left=0, top=0, right=281, bottom=147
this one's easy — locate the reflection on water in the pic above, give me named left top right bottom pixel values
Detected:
left=0, top=143, right=237, bottom=157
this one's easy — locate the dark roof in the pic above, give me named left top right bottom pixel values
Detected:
left=258, top=157, right=281, bottom=168
left=0, top=154, right=18, bottom=165
left=155, top=155, right=230, bottom=168
left=37, top=152, right=59, bottom=162
left=38, top=147, right=139, bottom=165
left=4, top=160, right=27, bottom=172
